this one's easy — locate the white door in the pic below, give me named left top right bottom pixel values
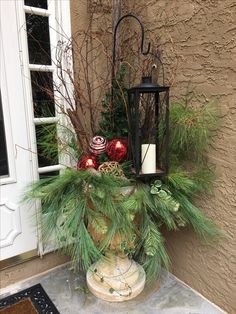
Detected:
left=0, top=1, right=38, bottom=261
left=0, top=0, right=72, bottom=262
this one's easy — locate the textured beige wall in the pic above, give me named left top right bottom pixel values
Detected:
left=139, top=1, right=236, bottom=313
left=70, top=0, right=113, bottom=134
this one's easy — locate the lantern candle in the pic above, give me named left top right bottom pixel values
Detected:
left=141, top=144, right=156, bottom=174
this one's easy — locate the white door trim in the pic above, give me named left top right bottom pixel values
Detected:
left=0, top=26, right=17, bottom=185
left=0, top=0, right=38, bottom=260
left=15, top=0, right=73, bottom=256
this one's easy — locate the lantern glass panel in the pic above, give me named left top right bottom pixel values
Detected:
left=139, top=93, right=156, bottom=144
left=139, top=92, right=157, bottom=176
left=156, top=91, right=169, bottom=171
left=127, top=86, right=169, bottom=178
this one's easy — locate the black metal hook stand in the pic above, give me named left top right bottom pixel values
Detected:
left=111, top=14, right=151, bottom=105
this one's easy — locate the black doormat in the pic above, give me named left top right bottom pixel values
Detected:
left=0, top=284, right=60, bottom=314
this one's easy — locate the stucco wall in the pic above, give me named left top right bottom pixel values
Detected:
left=70, top=0, right=113, bottom=134
left=139, top=1, right=236, bottom=313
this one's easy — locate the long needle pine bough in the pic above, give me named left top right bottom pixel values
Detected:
left=25, top=86, right=221, bottom=282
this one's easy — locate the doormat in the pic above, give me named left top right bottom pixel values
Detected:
left=0, top=284, right=60, bottom=314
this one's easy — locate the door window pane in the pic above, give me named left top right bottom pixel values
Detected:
left=24, top=0, right=48, bottom=10
left=26, top=14, right=51, bottom=65
left=39, top=171, right=59, bottom=179
left=0, top=91, right=9, bottom=177
left=31, top=71, right=55, bottom=117
left=36, top=124, right=58, bottom=167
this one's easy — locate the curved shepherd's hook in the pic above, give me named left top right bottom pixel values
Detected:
left=111, top=14, right=151, bottom=94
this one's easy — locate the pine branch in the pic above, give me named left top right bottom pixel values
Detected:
left=168, top=97, right=219, bottom=163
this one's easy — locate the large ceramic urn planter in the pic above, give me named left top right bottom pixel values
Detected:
left=86, top=186, right=146, bottom=302
left=86, top=252, right=146, bottom=302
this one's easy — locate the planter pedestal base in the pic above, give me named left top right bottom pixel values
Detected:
left=86, top=253, right=146, bottom=302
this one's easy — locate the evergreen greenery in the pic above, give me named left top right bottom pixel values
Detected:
left=36, top=123, right=81, bottom=165
left=24, top=87, right=222, bottom=283
left=169, top=95, right=219, bottom=164
left=98, top=63, right=129, bottom=139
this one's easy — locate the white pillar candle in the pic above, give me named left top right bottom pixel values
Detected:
left=141, top=144, right=156, bottom=174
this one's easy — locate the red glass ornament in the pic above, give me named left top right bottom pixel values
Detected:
left=77, top=155, right=98, bottom=170
left=106, top=139, right=128, bottom=162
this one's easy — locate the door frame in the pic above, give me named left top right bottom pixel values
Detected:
left=15, top=0, right=73, bottom=258
left=0, top=22, right=17, bottom=186
left=0, top=0, right=72, bottom=268
left=0, top=0, right=38, bottom=265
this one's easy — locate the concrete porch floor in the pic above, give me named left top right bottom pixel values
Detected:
left=0, top=263, right=225, bottom=314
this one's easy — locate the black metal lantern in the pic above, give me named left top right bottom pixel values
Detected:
left=127, top=76, right=169, bottom=178
left=112, top=14, right=170, bottom=178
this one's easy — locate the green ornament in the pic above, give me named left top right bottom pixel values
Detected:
left=150, top=180, right=163, bottom=194
left=150, top=186, right=159, bottom=194
left=153, top=180, right=162, bottom=188
left=157, top=190, right=168, bottom=198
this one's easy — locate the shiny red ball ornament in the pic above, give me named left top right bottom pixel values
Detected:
left=77, top=155, right=98, bottom=170
left=106, top=139, right=128, bottom=162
